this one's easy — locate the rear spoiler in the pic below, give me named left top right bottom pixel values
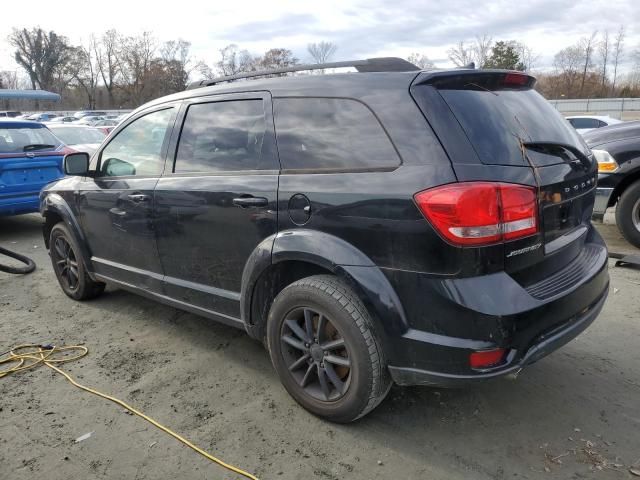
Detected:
left=412, top=70, right=536, bottom=90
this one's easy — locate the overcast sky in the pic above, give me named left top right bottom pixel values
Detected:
left=1, top=0, right=639, bottom=76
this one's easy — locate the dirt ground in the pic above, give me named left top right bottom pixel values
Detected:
left=1, top=213, right=639, bottom=480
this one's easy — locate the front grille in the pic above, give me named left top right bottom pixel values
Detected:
left=525, top=244, right=603, bottom=300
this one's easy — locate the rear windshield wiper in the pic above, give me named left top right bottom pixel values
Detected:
left=23, top=144, right=56, bottom=152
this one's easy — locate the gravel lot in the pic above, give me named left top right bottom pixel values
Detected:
left=1, top=213, right=639, bottom=480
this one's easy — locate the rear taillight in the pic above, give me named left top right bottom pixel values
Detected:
left=414, top=182, right=538, bottom=246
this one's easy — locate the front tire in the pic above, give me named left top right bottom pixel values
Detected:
left=615, top=181, right=640, bottom=249
left=49, top=222, right=105, bottom=300
left=266, top=275, right=391, bottom=423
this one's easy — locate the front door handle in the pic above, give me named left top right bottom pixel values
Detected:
left=127, top=193, right=150, bottom=203
left=233, top=196, right=268, bottom=208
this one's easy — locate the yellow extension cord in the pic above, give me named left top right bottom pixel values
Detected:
left=0, top=344, right=259, bottom=480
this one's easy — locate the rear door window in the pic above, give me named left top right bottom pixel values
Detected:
left=174, top=100, right=267, bottom=173
left=432, top=78, right=588, bottom=166
left=274, top=97, right=399, bottom=171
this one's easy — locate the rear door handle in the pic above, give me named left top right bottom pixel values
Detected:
left=127, top=193, right=150, bottom=203
left=233, top=196, right=268, bottom=208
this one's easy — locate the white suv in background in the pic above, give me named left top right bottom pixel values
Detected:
left=566, top=115, right=623, bottom=134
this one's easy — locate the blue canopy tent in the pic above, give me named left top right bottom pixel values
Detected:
left=0, top=89, right=61, bottom=102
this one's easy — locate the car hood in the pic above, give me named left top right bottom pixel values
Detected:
left=584, top=121, right=640, bottom=148
left=68, top=143, right=100, bottom=155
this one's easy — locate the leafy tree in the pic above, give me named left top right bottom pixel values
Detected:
left=484, top=41, right=525, bottom=70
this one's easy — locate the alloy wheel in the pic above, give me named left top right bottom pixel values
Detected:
left=280, top=307, right=351, bottom=401
left=52, top=235, right=79, bottom=292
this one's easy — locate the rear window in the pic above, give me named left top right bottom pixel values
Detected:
left=568, top=118, right=600, bottom=129
left=0, top=126, right=61, bottom=153
left=436, top=83, right=588, bottom=166
left=274, top=97, right=399, bottom=171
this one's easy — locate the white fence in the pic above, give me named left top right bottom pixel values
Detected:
left=548, top=98, right=640, bottom=120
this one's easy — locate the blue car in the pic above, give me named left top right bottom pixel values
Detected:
left=0, top=119, right=67, bottom=216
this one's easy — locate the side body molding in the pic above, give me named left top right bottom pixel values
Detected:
left=240, top=229, right=409, bottom=342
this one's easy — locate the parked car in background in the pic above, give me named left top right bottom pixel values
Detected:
left=46, top=124, right=106, bottom=155
left=0, top=111, right=22, bottom=118
left=25, top=113, right=58, bottom=122
left=93, top=119, right=119, bottom=135
left=77, top=115, right=105, bottom=126
left=73, top=110, right=107, bottom=119
left=49, top=116, right=78, bottom=123
left=0, top=119, right=69, bottom=216
left=41, top=61, right=609, bottom=422
left=566, top=115, right=623, bottom=135
left=586, top=121, right=640, bottom=248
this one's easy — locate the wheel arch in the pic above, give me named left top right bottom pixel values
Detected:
left=241, top=229, right=409, bottom=349
left=41, top=193, right=94, bottom=273
left=608, top=162, right=640, bottom=208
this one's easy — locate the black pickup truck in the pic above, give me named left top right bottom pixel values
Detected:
left=587, top=121, right=640, bottom=248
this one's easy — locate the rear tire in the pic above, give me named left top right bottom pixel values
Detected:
left=49, top=222, right=105, bottom=300
left=266, top=275, right=391, bottom=423
left=615, top=181, right=640, bottom=249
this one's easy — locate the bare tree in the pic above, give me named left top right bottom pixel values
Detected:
left=159, top=39, right=192, bottom=90
left=553, top=45, right=583, bottom=97
left=515, top=42, right=539, bottom=71
left=96, top=30, right=121, bottom=107
left=217, top=44, right=257, bottom=76
left=0, top=71, right=20, bottom=90
left=307, top=41, right=337, bottom=64
left=117, top=31, right=156, bottom=104
left=599, top=30, right=610, bottom=93
left=407, top=53, right=435, bottom=69
left=70, top=36, right=100, bottom=108
left=579, top=31, right=598, bottom=96
left=447, top=41, right=474, bottom=67
left=472, top=34, right=493, bottom=68
left=258, top=48, right=298, bottom=74
left=9, top=27, right=72, bottom=92
left=611, top=25, right=625, bottom=95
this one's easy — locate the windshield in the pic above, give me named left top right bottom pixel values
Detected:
left=50, top=126, right=106, bottom=145
left=0, top=126, right=62, bottom=153
left=438, top=87, right=590, bottom=166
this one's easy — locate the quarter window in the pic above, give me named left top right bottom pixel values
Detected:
left=274, top=97, right=399, bottom=170
left=99, top=108, right=174, bottom=177
left=174, top=100, right=266, bottom=173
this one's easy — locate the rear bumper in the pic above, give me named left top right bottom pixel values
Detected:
left=389, top=287, right=607, bottom=386
left=384, top=230, right=610, bottom=387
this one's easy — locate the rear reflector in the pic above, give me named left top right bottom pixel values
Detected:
left=469, top=348, right=506, bottom=369
left=414, top=182, right=538, bottom=246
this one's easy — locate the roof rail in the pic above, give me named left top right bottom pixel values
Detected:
left=186, top=57, right=420, bottom=90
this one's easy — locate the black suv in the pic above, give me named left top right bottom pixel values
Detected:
left=586, top=121, right=640, bottom=248
left=41, top=58, right=609, bottom=422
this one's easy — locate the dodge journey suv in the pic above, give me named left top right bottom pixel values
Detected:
left=41, top=58, right=610, bottom=422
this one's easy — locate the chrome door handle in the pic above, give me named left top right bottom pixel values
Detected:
left=127, top=193, right=150, bottom=203
left=233, top=196, right=268, bottom=208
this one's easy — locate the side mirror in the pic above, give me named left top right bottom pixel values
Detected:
left=64, top=152, right=90, bottom=176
